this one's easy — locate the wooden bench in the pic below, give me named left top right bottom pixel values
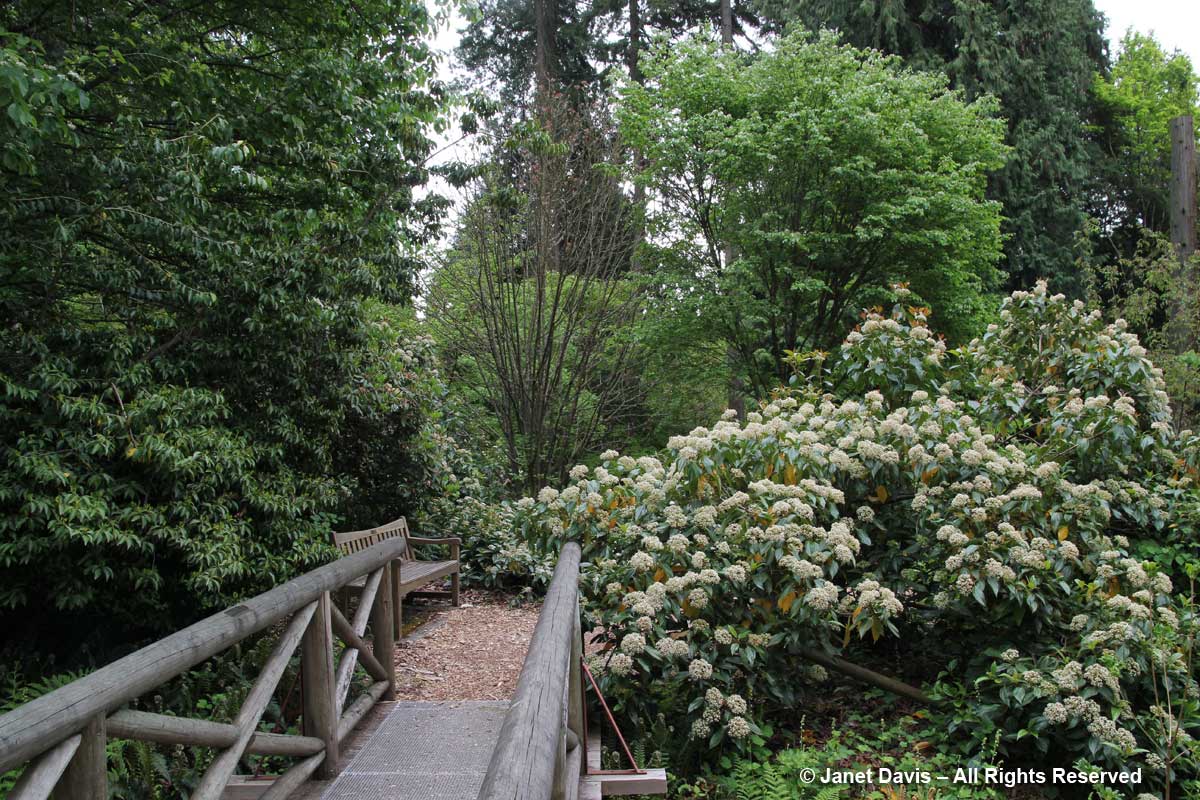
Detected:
left=332, top=517, right=461, bottom=637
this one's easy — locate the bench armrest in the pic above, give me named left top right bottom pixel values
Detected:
left=406, top=536, right=460, bottom=559
left=407, top=536, right=460, bottom=545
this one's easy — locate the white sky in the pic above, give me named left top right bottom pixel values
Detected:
left=1094, top=0, right=1199, bottom=66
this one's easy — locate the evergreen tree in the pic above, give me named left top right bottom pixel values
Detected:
left=458, top=0, right=759, bottom=112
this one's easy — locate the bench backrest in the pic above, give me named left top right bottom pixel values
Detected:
left=333, top=516, right=414, bottom=560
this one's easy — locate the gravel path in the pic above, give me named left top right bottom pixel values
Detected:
left=392, top=590, right=541, bottom=701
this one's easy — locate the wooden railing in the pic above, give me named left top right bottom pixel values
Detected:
left=0, top=536, right=408, bottom=800
left=477, top=542, right=583, bottom=800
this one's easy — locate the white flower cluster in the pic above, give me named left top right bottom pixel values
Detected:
left=508, top=282, right=1192, bottom=761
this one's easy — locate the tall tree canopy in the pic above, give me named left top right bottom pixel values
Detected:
left=457, top=0, right=757, bottom=111
left=618, top=32, right=1008, bottom=397
left=1092, top=31, right=1200, bottom=245
left=0, top=0, right=449, bottom=649
left=761, top=0, right=1109, bottom=292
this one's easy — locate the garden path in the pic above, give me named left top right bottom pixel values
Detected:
left=293, top=592, right=540, bottom=800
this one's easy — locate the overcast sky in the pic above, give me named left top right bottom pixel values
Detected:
left=1094, top=0, right=1199, bottom=65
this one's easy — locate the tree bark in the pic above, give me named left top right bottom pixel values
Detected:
left=1169, top=115, right=1197, bottom=355
left=1170, top=115, right=1198, bottom=262
left=628, top=0, right=646, bottom=261
left=534, top=0, right=556, bottom=101
left=720, top=0, right=733, bottom=46
left=627, top=0, right=643, bottom=86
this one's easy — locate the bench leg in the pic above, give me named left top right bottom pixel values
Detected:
left=451, top=571, right=460, bottom=607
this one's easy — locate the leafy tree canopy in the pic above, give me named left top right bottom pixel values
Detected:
left=0, top=0, right=450, bottom=652
left=617, top=31, right=1008, bottom=397
left=1092, top=31, right=1200, bottom=240
left=760, top=0, right=1109, bottom=292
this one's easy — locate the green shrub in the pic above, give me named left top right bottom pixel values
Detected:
left=515, top=284, right=1200, bottom=793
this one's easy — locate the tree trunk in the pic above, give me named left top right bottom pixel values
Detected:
left=534, top=0, right=556, bottom=102
left=1169, top=114, right=1198, bottom=355
left=628, top=0, right=646, bottom=261
left=627, top=0, right=643, bottom=86
left=720, top=0, right=733, bottom=46
left=1170, top=115, right=1198, bottom=260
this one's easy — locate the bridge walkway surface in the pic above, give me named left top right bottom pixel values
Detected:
left=295, top=701, right=507, bottom=800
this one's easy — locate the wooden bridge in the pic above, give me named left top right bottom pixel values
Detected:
left=0, top=539, right=666, bottom=800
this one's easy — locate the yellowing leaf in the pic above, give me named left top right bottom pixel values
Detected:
left=783, top=463, right=797, bottom=486
left=765, top=461, right=775, bottom=478
left=920, top=467, right=938, bottom=484
left=874, top=485, right=888, bottom=503
left=126, top=446, right=138, bottom=458
left=1057, top=525, right=1069, bottom=541
left=653, top=568, right=667, bottom=583
left=778, top=591, right=797, bottom=613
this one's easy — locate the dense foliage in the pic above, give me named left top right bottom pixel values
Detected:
left=1093, top=32, right=1199, bottom=246
left=0, top=0, right=450, bottom=652
left=760, top=0, right=1109, bottom=292
left=515, top=285, right=1199, bottom=792
left=618, top=32, right=1007, bottom=395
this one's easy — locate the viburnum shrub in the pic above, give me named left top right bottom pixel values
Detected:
left=514, top=283, right=1199, bottom=787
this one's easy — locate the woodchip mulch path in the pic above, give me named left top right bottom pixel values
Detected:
left=391, top=589, right=541, bottom=701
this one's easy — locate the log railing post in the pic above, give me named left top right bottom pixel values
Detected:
left=391, top=561, right=404, bottom=640
left=50, top=716, right=105, bottom=800
left=301, top=592, right=339, bottom=780
left=372, top=563, right=397, bottom=701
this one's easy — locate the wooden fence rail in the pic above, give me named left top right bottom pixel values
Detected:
left=476, top=542, right=583, bottom=800
left=0, top=536, right=407, bottom=800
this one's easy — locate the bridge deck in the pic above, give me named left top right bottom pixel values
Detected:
left=316, top=701, right=508, bottom=800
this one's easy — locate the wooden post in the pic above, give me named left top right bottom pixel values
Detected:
left=371, top=564, right=397, bottom=701
left=1171, top=115, right=1198, bottom=260
left=50, top=715, right=105, bottom=800
left=450, top=541, right=461, bottom=607
left=392, top=561, right=404, bottom=640
left=301, top=593, right=340, bottom=780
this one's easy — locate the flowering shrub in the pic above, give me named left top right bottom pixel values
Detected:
left=515, top=284, right=1200, bottom=788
